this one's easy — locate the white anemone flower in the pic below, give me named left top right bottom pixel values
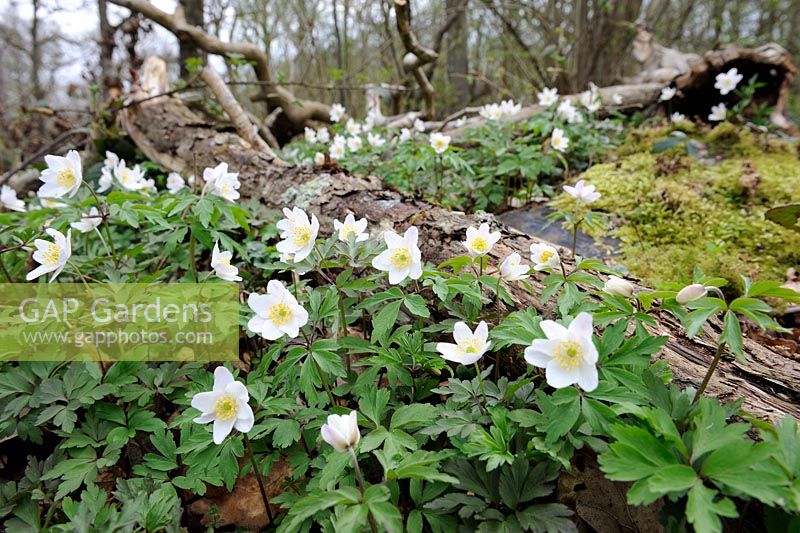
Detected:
left=114, top=161, right=148, bottom=192
left=480, top=103, right=503, bottom=121
left=38, top=197, right=67, bottom=209
left=104, top=151, right=119, bottom=169
left=603, top=275, right=634, bottom=298
left=499, top=99, right=521, bottom=117
left=345, top=119, right=361, bottom=136
left=530, top=242, right=560, bottom=271
left=203, top=163, right=241, bottom=203
left=26, top=228, right=71, bottom=282
left=453, top=117, right=466, bottom=127
left=371, top=226, right=423, bottom=284
left=166, top=172, right=186, bottom=194
left=557, top=100, right=578, bottom=122
left=97, top=167, right=114, bottom=193
left=708, top=103, right=727, bottom=122
left=398, top=128, right=412, bottom=142
left=38, top=150, right=83, bottom=198
left=659, top=86, right=677, bottom=101
left=367, top=132, right=386, bottom=148
left=551, top=128, right=569, bottom=153
left=70, top=207, right=102, bottom=233
left=612, top=93, right=624, bottom=105
left=499, top=252, right=530, bottom=281
left=671, top=112, right=686, bottom=122
left=436, top=321, right=491, bottom=366
left=462, top=223, right=500, bottom=258
left=347, top=136, right=363, bottom=152
left=524, top=312, right=599, bottom=391
left=276, top=206, right=319, bottom=263
left=1, top=185, right=25, bottom=212
left=191, top=366, right=254, bottom=445
left=413, top=118, right=425, bottom=132
left=304, top=127, right=317, bottom=143
left=676, top=283, right=708, bottom=304
left=317, top=128, right=331, bottom=144
left=579, top=90, right=601, bottom=112
left=429, top=132, right=451, bottom=155
left=537, top=87, right=558, bottom=107
left=333, top=214, right=369, bottom=243
left=330, top=103, right=346, bottom=123
left=211, top=241, right=242, bottom=282
left=715, top=68, right=743, bottom=95
left=247, top=280, right=309, bottom=339
left=330, top=142, right=346, bottom=160
left=314, top=152, right=326, bottom=166
left=564, top=179, right=601, bottom=203
left=321, top=410, right=360, bottom=452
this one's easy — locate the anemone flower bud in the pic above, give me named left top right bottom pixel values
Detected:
left=321, top=410, right=360, bottom=452
left=676, top=283, right=707, bottom=304
left=603, top=276, right=634, bottom=298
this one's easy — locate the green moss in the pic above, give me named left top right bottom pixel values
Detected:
left=561, top=124, right=800, bottom=288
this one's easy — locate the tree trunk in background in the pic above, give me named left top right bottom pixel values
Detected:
left=445, top=0, right=469, bottom=109
left=98, top=0, right=120, bottom=99
left=119, top=85, right=800, bottom=422
left=178, top=0, right=205, bottom=78
left=30, top=0, right=43, bottom=102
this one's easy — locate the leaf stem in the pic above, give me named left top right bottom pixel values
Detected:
left=474, top=361, right=488, bottom=412
left=693, top=341, right=727, bottom=403
left=243, top=434, right=275, bottom=526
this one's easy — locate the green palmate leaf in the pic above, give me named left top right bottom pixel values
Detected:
left=685, top=482, right=738, bottom=533
left=719, top=311, right=744, bottom=362
left=371, top=299, right=403, bottom=344
left=278, top=487, right=362, bottom=532
left=490, top=308, right=541, bottom=349
left=515, top=503, right=576, bottom=533
left=390, top=403, right=437, bottom=430
left=404, top=294, right=430, bottom=318
left=648, top=464, right=697, bottom=493
left=765, top=203, right=800, bottom=232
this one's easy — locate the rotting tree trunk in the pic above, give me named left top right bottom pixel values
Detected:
left=120, top=86, right=800, bottom=423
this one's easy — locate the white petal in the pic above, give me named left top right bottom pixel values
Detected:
left=474, top=321, right=489, bottom=342
left=193, top=412, right=215, bottom=424
left=225, top=380, right=249, bottom=402
left=545, top=360, right=578, bottom=388
left=248, top=293, right=270, bottom=315
left=234, top=403, right=255, bottom=433
left=452, top=322, right=472, bottom=344
left=568, top=312, right=593, bottom=338
left=404, top=226, right=419, bottom=247
left=540, top=320, right=568, bottom=340
left=191, top=390, right=220, bottom=412
left=388, top=266, right=409, bottom=285
left=576, top=364, right=599, bottom=392
left=524, top=340, right=554, bottom=367
left=26, top=264, right=56, bottom=281
left=212, top=417, right=236, bottom=444
left=436, top=343, right=462, bottom=362
left=408, top=261, right=423, bottom=280
left=372, top=249, right=393, bottom=271
left=213, top=366, right=234, bottom=392
left=383, top=231, right=404, bottom=248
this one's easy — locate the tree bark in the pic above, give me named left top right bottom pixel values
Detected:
left=444, top=0, right=469, bottom=109
left=178, top=0, right=206, bottom=78
left=119, top=84, right=800, bottom=423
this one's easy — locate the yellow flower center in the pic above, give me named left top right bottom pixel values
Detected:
left=471, top=236, right=488, bottom=253
left=268, top=303, right=293, bottom=326
left=213, top=395, right=239, bottom=421
left=216, top=256, right=230, bottom=267
left=340, top=224, right=357, bottom=240
left=56, top=168, right=76, bottom=188
left=554, top=340, right=584, bottom=370
left=221, top=183, right=231, bottom=195
left=461, top=338, right=484, bottom=354
left=434, top=140, right=445, bottom=149
left=390, top=247, right=412, bottom=269
left=539, top=250, right=555, bottom=263
left=292, top=225, right=313, bottom=247
left=42, top=243, right=61, bottom=265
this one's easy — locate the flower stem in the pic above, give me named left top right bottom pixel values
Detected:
left=84, top=183, right=119, bottom=268
left=473, top=362, right=488, bottom=412
left=571, top=218, right=581, bottom=258
left=349, top=448, right=378, bottom=533
left=188, top=232, right=198, bottom=280
left=243, top=434, right=275, bottom=526
left=693, top=341, right=727, bottom=404
left=312, top=354, right=336, bottom=405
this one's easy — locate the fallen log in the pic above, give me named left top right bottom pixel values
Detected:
left=119, top=77, right=800, bottom=423
left=672, top=43, right=796, bottom=130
